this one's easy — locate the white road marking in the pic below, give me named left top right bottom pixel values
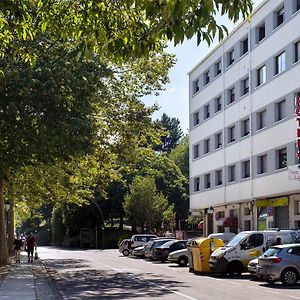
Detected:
left=158, top=285, right=199, bottom=300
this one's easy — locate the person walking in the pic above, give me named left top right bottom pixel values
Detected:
left=25, top=232, right=36, bottom=263
left=13, top=234, right=23, bottom=263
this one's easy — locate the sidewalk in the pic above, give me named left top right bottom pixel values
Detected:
left=0, top=254, right=61, bottom=300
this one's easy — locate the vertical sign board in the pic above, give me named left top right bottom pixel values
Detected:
left=295, top=96, right=300, bottom=160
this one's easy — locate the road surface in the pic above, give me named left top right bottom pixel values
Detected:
left=38, top=247, right=300, bottom=300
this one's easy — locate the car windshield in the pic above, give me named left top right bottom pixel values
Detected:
left=262, top=247, right=281, bottom=257
left=226, top=232, right=249, bottom=247
left=154, top=239, right=173, bottom=247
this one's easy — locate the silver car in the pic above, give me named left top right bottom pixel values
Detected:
left=257, top=244, right=300, bottom=286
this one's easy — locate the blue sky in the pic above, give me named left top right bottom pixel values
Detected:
left=142, top=0, right=262, bottom=133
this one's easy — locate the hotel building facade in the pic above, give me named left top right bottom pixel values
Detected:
left=189, top=0, right=300, bottom=235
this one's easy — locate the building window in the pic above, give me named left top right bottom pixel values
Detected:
left=228, top=87, right=235, bottom=104
left=277, top=147, right=287, bottom=169
left=193, top=79, right=200, bottom=94
left=295, top=41, right=300, bottom=63
left=204, top=173, right=211, bottom=189
left=193, top=144, right=199, bottom=159
left=214, top=96, right=222, bottom=113
left=241, top=37, right=248, bottom=56
left=275, top=6, right=284, bottom=28
left=215, top=60, right=222, bottom=77
left=227, top=49, right=234, bottom=66
left=275, top=99, right=286, bottom=122
left=258, top=154, right=267, bottom=174
left=193, top=111, right=200, bottom=126
left=275, top=52, right=286, bottom=75
left=241, top=77, right=249, bottom=96
left=194, top=177, right=200, bottom=192
left=204, top=138, right=210, bottom=154
left=241, top=118, right=250, bottom=137
left=256, top=23, right=265, bottom=43
left=215, top=132, right=222, bottom=149
left=228, top=165, right=236, bottom=182
left=204, top=104, right=210, bottom=119
left=257, top=109, right=266, bottom=130
left=257, top=65, right=266, bottom=86
left=244, top=207, right=251, bottom=216
left=204, top=70, right=210, bottom=85
left=228, top=125, right=235, bottom=143
left=215, top=169, right=222, bottom=186
left=296, top=201, right=300, bottom=214
left=242, top=160, right=250, bottom=179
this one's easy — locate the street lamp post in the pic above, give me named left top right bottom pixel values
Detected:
left=91, top=200, right=105, bottom=250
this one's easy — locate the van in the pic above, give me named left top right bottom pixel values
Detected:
left=209, top=230, right=297, bottom=275
left=207, top=232, right=235, bottom=244
left=130, top=234, right=157, bottom=249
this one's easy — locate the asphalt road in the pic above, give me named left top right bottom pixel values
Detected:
left=39, top=247, right=300, bottom=300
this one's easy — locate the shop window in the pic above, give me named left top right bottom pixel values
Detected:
left=244, top=207, right=251, bottom=216
left=295, top=201, right=300, bottom=214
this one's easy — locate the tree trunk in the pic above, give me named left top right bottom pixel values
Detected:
left=8, top=198, right=15, bottom=256
left=119, top=215, right=123, bottom=230
left=0, top=177, right=9, bottom=266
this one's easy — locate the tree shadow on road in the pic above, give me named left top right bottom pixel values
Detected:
left=44, top=258, right=188, bottom=299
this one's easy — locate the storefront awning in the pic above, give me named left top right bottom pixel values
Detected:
left=255, top=197, right=288, bottom=208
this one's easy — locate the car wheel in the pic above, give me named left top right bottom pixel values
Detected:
left=122, top=249, right=130, bottom=256
left=281, top=268, right=299, bottom=286
left=178, top=256, right=188, bottom=267
left=227, top=261, right=244, bottom=276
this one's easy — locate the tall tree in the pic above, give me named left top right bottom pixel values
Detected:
left=154, top=113, right=183, bottom=152
left=124, top=176, right=172, bottom=232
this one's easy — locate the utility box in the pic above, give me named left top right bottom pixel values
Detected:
left=187, top=237, right=224, bottom=273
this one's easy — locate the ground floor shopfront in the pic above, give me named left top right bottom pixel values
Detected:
left=203, top=194, right=300, bottom=236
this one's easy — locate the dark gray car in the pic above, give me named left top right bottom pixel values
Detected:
left=144, top=238, right=176, bottom=258
left=257, top=244, right=300, bottom=285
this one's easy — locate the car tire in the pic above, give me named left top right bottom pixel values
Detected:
left=178, top=256, right=188, bottom=267
left=281, top=268, right=299, bottom=286
left=122, top=249, right=130, bottom=256
left=227, top=261, right=244, bottom=276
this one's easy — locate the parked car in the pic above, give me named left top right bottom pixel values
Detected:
left=152, top=240, right=187, bottom=262
left=118, top=239, right=131, bottom=256
left=167, top=248, right=189, bottom=267
left=132, top=245, right=146, bottom=258
left=144, top=238, right=176, bottom=259
left=247, top=258, right=260, bottom=278
left=257, top=244, right=300, bottom=286
left=129, top=234, right=158, bottom=249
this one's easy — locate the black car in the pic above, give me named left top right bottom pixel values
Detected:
left=144, top=238, right=176, bottom=259
left=152, top=240, right=187, bottom=261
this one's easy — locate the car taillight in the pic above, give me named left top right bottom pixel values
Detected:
left=270, top=257, right=282, bottom=263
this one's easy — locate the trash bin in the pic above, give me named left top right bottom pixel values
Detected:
left=187, top=237, right=224, bottom=273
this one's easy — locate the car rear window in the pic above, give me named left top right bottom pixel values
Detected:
left=262, top=247, right=281, bottom=257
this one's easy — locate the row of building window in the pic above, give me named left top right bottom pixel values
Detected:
left=193, top=99, right=289, bottom=159
left=192, top=41, right=300, bottom=128
left=192, top=0, right=300, bottom=96
left=193, top=147, right=288, bottom=191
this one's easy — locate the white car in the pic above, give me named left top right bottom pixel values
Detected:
left=167, top=249, right=189, bottom=267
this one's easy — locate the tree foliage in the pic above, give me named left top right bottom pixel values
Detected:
left=0, top=1, right=253, bottom=62
left=154, top=113, right=183, bottom=153
left=124, top=176, right=172, bottom=231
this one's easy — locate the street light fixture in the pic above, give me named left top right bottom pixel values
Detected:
left=207, top=206, right=214, bottom=214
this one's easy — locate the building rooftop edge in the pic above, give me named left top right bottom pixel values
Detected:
left=187, top=0, right=269, bottom=76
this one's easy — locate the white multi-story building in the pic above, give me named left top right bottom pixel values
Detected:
left=189, top=0, right=300, bottom=235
